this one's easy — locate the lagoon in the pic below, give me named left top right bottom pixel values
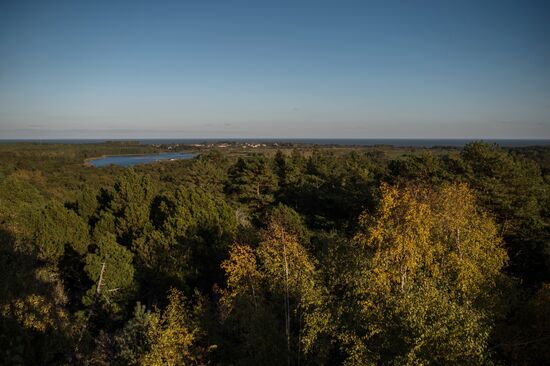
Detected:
left=88, top=152, right=195, bottom=167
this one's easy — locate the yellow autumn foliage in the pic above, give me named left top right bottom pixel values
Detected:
left=142, top=288, right=198, bottom=366
left=355, top=182, right=506, bottom=302
left=347, top=182, right=509, bottom=365
left=1, top=294, right=68, bottom=332
left=220, top=243, right=262, bottom=314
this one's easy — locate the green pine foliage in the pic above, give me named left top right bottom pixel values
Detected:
left=0, top=141, right=548, bottom=365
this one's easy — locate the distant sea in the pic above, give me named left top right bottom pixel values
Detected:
left=1, top=138, right=550, bottom=147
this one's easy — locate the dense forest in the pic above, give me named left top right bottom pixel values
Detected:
left=0, top=141, right=549, bottom=366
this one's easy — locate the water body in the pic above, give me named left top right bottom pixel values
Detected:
left=88, top=152, right=195, bottom=167
left=2, top=138, right=550, bottom=147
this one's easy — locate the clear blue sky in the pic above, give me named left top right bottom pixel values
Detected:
left=1, top=0, right=549, bottom=138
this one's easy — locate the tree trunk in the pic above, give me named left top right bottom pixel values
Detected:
left=248, top=274, right=258, bottom=310
left=96, top=262, right=106, bottom=294
left=283, top=237, right=291, bottom=366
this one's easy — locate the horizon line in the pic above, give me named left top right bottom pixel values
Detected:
left=2, top=137, right=550, bottom=141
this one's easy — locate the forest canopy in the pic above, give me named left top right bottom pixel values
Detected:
left=0, top=141, right=549, bottom=365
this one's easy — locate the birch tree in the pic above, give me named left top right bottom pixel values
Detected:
left=341, top=183, right=509, bottom=365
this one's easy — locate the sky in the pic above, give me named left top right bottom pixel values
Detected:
left=0, top=0, right=549, bottom=139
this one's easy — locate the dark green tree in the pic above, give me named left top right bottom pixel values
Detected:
left=226, top=156, right=278, bottom=213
